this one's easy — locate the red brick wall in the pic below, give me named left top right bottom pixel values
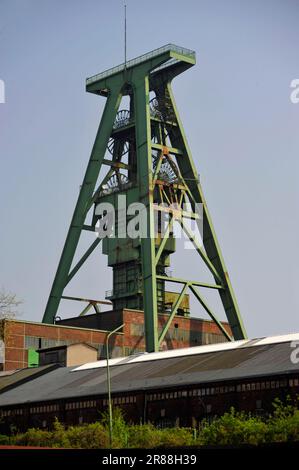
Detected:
left=3, top=312, right=232, bottom=370
left=3, top=320, right=123, bottom=371
left=122, top=309, right=231, bottom=353
left=4, top=321, right=26, bottom=370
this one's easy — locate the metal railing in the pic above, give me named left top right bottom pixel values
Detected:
left=86, top=44, right=195, bottom=86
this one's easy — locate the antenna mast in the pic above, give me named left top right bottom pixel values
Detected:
left=124, top=3, right=127, bottom=69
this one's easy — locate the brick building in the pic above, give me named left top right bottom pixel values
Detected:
left=0, top=333, right=298, bottom=432
left=0, top=309, right=231, bottom=371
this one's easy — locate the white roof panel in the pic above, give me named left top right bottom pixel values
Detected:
left=72, top=332, right=299, bottom=372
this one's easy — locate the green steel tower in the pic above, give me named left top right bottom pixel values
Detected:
left=42, top=44, right=247, bottom=351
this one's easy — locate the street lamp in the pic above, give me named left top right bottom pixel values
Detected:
left=105, top=323, right=124, bottom=447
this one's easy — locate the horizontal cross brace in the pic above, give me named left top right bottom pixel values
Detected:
left=154, top=180, right=187, bottom=191
left=151, top=143, right=183, bottom=155
left=61, top=295, right=112, bottom=305
left=102, top=159, right=131, bottom=170
left=82, top=225, right=96, bottom=232
left=156, top=275, right=224, bottom=290
left=151, top=117, right=178, bottom=127
left=153, top=204, right=200, bottom=220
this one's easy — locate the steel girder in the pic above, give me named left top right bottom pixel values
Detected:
left=42, top=44, right=247, bottom=350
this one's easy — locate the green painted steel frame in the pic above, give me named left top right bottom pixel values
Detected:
left=42, top=44, right=247, bottom=351
left=159, top=82, right=247, bottom=340
left=43, top=80, right=123, bottom=324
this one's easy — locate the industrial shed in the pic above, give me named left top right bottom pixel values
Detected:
left=0, top=333, right=299, bottom=432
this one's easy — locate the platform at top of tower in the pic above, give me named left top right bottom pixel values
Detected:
left=86, top=43, right=196, bottom=88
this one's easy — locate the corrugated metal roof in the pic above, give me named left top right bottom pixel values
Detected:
left=0, top=334, right=298, bottom=407
left=73, top=332, right=299, bottom=371
left=0, top=364, right=59, bottom=393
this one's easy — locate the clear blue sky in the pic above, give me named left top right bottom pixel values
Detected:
left=0, top=0, right=298, bottom=338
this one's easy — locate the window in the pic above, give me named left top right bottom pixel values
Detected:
left=25, top=336, right=40, bottom=349
left=256, top=400, right=262, bottom=410
left=40, top=338, right=59, bottom=349
left=130, top=323, right=144, bottom=336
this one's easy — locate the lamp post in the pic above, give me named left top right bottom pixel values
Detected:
left=105, top=323, right=124, bottom=447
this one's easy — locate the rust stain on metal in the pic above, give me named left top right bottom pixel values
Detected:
left=162, top=146, right=169, bottom=156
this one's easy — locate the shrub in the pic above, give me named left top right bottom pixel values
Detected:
left=197, top=408, right=269, bottom=446
left=12, top=428, right=53, bottom=447
left=127, top=423, right=163, bottom=448
left=158, top=427, right=194, bottom=447
left=267, top=397, right=299, bottom=442
left=0, top=434, right=10, bottom=445
left=2, top=397, right=299, bottom=449
left=66, top=422, right=108, bottom=449
left=51, top=418, right=70, bottom=448
left=101, top=407, right=129, bottom=448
